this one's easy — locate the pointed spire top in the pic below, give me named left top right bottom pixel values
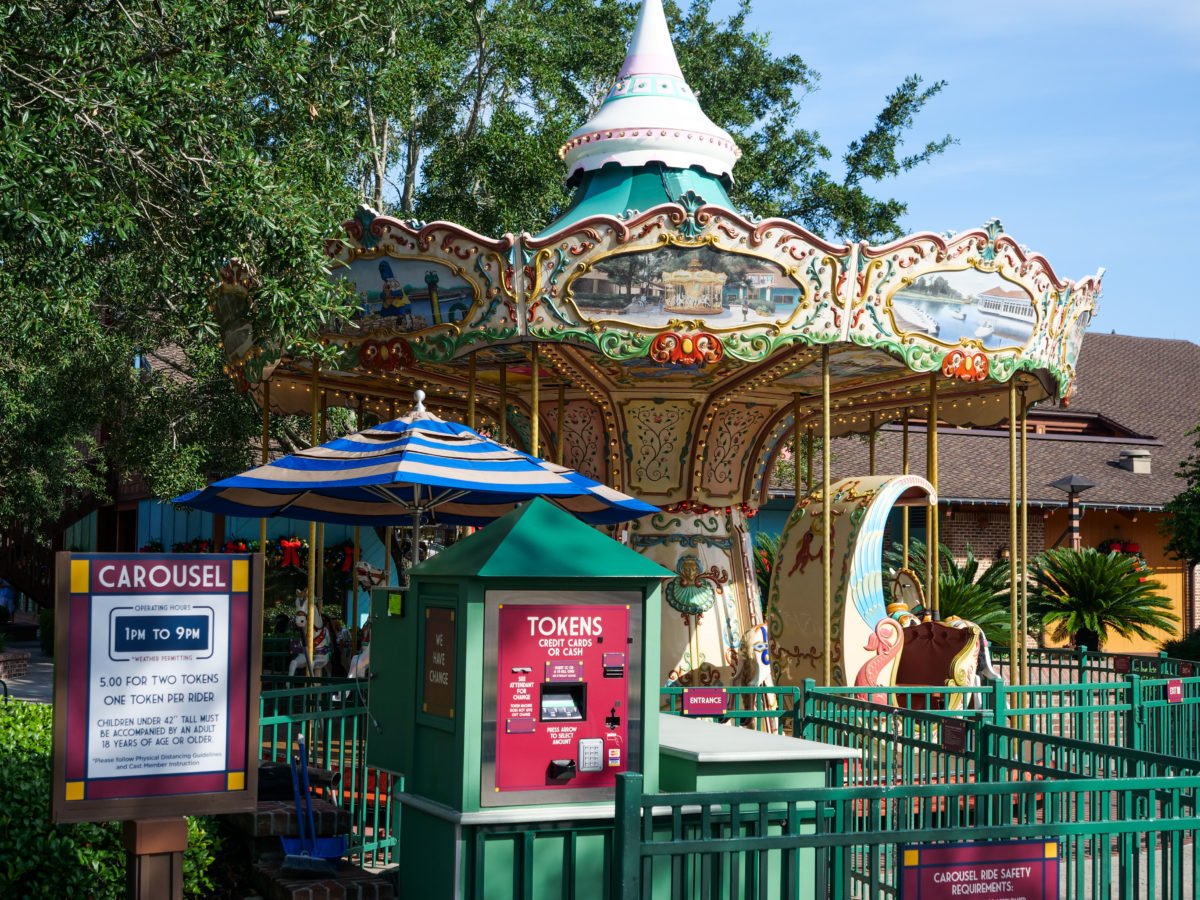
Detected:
left=558, top=0, right=740, bottom=185
left=618, top=0, right=683, bottom=80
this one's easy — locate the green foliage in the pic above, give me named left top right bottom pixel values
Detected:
left=0, top=0, right=363, bottom=535
left=0, top=701, right=220, bottom=898
left=752, top=530, right=779, bottom=616
left=1161, top=628, right=1200, bottom=662
left=412, top=0, right=952, bottom=240
left=1163, top=425, right=1200, bottom=565
left=882, top=539, right=1013, bottom=645
left=0, top=0, right=952, bottom=538
left=1030, top=548, right=1178, bottom=650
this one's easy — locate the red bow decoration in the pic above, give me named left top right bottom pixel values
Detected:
left=280, top=538, right=303, bottom=567
left=341, top=546, right=354, bottom=572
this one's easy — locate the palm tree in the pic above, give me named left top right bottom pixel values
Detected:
left=753, top=530, right=779, bottom=618
left=882, top=540, right=1013, bottom=645
left=1030, top=548, right=1178, bottom=650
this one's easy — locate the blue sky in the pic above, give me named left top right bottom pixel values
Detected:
left=711, top=0, right=1199, bottom=340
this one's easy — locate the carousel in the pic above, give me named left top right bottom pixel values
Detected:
left=212, top=0, right=1101, bottom=696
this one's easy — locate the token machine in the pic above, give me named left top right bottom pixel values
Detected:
left=367, top=498, right=671, bottom=896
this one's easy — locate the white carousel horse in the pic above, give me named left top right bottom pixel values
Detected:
left=288, top=596, right=331, bottom=676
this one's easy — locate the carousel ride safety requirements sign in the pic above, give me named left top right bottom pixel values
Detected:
left=52, top=553, right=262, bottom=823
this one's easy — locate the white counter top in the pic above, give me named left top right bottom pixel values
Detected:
left=659, top=712, right=860, bottom=763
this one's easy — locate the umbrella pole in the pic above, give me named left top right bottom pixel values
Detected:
left=411, top=508, right=421, bottom=573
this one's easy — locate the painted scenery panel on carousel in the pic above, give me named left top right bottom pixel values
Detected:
left=775, top=348, right=906, bottom=389
left=888, top=270, right=1036, bottom=351
left=331, top=256, right=480, bottom=333
left=568, top=246, right=803, bottom=330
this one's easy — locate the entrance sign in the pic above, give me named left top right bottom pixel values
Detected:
left=901, top=840, right=1059, bottom=899
left=682, top=687, right=727, bottom=716
left=52, top=553, right=262, bottom=823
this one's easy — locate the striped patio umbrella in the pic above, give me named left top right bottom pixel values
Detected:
left=174, top=391, right=657, bottom=568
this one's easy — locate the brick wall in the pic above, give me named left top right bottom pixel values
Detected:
left=941, top=505, right=1045, bottom=568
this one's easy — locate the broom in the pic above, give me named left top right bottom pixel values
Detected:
left=280, top=736, right=344, bottom=877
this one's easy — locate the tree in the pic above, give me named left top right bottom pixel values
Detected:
left=1030, top=548, right=1177, bottom=650
left=883, top=540, right=1012, bottom=645
left=1163, top=425, right=1200, bottom=567
left=0, top=1, right=367, bottom=534
left=0, top=0, right=953, bottom=538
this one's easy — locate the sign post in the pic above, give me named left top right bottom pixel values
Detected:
left=52, top=553, right=263, bottom=899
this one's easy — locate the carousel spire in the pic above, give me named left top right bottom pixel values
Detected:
left=558, top=0, right=741, bottom=185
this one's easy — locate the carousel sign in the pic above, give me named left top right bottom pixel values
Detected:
left=51, top=552, right=263, bottom=823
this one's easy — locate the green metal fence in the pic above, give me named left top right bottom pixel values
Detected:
left=797, top=673, right=1200, bottom=755
left=258, top=675, right=397, bottom=866
left=991, top=645, right=1197, bottom=683
left=660, top=686, right=801, bottom=731
left=615, top=772, right=1200, bottom=899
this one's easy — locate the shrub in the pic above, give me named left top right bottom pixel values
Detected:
left=1162, top=627, right=1200, bottom=662
left=0, top=701, right=220, bottom=898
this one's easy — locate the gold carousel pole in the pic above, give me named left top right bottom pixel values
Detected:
left=467, top=352, right=477, bottom=430
left=902, top=411, right=910, bottom=569
left=793, top=393, right=803, bottom=505
left=315, top=393, right=327, bottom=611
left=822, top=345, right=832, bottom=685
left=530, top=345, right=540, bottom=457
left=259, top=378, right=270, bottom=555
left=1020, top=384, right=1030, bottom=690
left=557, top=383, right=566, bottom=466
left=499, top=362, right=508, bottom=445
left=926, top=376, right=939, bottom=618
left=352, top=395, right=365, bottom=654
left=805, top=427, right=814, bottom=500
left=869, top=412, right=877, bottom=476
left=1008, top=379, right=1019, bottom=687
left=305, top=361, right=320, bottom=672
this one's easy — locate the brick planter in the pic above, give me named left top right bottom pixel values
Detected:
left=0, top=650, right=30, bottom=680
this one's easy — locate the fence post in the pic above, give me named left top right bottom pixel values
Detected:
left=613, top=772, right=643, bottom=900
left=1125, top=674, right=1143, bottom=755
left=1076, top=645, right=1088, bottom=683
left=972, top=713, right=990, bottom=782
left=800, top=678, right=815, bottom=739
left=991, top=677, right=1008, bottom=731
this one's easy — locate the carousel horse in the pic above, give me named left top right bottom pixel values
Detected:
left=356, top=560, right=384, bottom=590
left=288, top=595, right=332, bottom=676
left=735, top=622, right=780, bottom=732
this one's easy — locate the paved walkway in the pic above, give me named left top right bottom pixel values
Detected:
left=2, top=640, right=54, bottom=703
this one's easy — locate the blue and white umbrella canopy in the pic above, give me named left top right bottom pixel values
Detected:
left=174, top=392, right=658, bottom=539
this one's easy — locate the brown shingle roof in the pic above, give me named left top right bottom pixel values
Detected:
left=793, top=333, right=1200, bottom=510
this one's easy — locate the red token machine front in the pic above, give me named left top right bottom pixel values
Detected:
left=485, top=593, right=636, bottom=805
left=366, top=498, right=671, bottom=896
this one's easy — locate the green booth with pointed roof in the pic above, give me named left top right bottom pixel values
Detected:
left=368, top=497, right=672, bottom=897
